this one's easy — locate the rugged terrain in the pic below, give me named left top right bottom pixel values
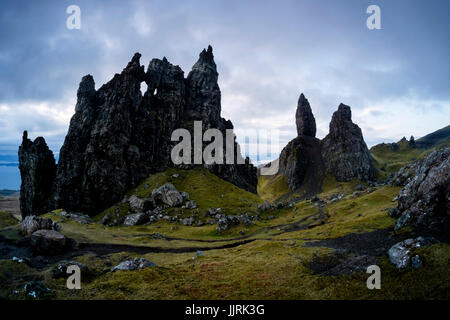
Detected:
left=1, top=150, right=449, bottom=299
left=3, top=47, right=450, bottom=300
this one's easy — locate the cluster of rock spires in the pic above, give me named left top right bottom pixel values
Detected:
left=19, top=46, right=257, bottom=217
left=278, top=93, right=375, bottom=194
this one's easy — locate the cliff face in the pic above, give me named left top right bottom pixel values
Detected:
left=279, top=94, right=324, bottom=193
left=278, top=96, right=375, bottom=194
left=390, top=148, right=450, bottom=235
left=18, top=131, right=56, bottom=217
left=19, top=46, right=257, bottom=217
left=321, top=103, right=376, bottom=182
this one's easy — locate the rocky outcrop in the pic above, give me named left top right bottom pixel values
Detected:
left=111, top=258, right=157, bottom=272
left=123, top=213, right=148, bottom=226
left=30, top=229, right=67, bottom=255
left=389, top=148, right=450, bottom=235
left=18, top=131, right=56, bottom=218
left=321, top=104, right=375, bottom=182
left=19, top=46, right=257, bottom=216
left=20, top=215, right=60, bottom=236
left=279, top=136, right=324, bottom=193
left=388, top=237, right=438, bottom=269
left=278, top=94, right=324, bottom=193
left=295, top=94, right=316, bottom=137
left=277, top=97, right=373, bottom=194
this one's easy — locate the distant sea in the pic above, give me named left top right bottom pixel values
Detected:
left=0, top=165, right=20, bottom=190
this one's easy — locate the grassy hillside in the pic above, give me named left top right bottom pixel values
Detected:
left=416, top=124, right=450, bottom=149
left=370, top=137, right=450, bottom=180
left=2, top=174, right=449, bottom=299
left=257, top=174, right=290, bottom=203
left=99, top=167, right=263, bottom=221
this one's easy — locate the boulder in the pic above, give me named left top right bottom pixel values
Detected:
left=21, top=215, right=60, bottom=236
left=391, top=148, right=449, bottom=234
left=181, top=217, right=195, bottom=226
left=185, top=200, right=197, bottom=209
left=128, top=195, right=153, bottom=213
left=388, top=237, right=438, bottom=269
left=258, top=200, right=272, bottom=212
left=60, top=211, right=92, bottom=224
left=111, top=258, right=157, bottom=272
left=217, top=216, right=230, bottom=232
left=24, top=281, right=53, bottom=299
left=30, top=229, right=67, bottom=255
left=123, top=213, right=148, bottom=226
left=152, top=183, right=183, bottom=207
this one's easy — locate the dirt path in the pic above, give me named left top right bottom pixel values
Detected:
left=304, top=228, right=410, bottom=256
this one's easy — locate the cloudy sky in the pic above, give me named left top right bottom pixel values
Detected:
left=1, top=0, right=449, bottom=189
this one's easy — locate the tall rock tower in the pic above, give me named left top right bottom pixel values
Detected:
left=278, top=94, right=325, bottom=194
left=321, top=103, right=375, bottom=182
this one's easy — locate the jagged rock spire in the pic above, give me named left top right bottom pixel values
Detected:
left=186, top=45, right=221, bottom=126
left=18, top=132, right=56, bottom=217
left=295, top=93, right=316, bottom=137
left=321, top=103, right=375, bottom=182
left=193, top=45, right=216, bottom=70
left=19, top=47, right=257, bottom=217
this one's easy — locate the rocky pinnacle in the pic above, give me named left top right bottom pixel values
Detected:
left=295, top=93, right=316, bottom=137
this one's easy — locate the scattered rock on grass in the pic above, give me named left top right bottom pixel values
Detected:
left=20, top=215, right=60, bottom=236
left=258, top=200, right=272, bottom=211
left=24, top=281, right=52, bottom=299
left=111, top=258, right=157, bottom=272
left=123, top=213, right=148, bottom=226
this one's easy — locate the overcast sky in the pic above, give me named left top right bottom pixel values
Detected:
left=1, top=0, right=449, bottom=189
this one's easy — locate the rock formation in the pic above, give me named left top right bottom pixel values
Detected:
left=278, top=95, right=373, bottom=194
left=390, top=148, right=449, bottom=235
left=295, top=94, right=316, bottom=137
left=19, top=46, right=257, bottom=217
left=321, top=104, right=375, bottom=182
left=279, top=94, right=324, bottom=193
left=18, top=131, right=56, bottom=217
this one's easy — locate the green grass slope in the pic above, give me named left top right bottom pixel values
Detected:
left=370, top=136, right=450, bottom=180
left=98, top=167, right=263, bottom=222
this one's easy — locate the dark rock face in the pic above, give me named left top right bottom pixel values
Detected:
left=278, top=136, right=324, bottom=193
left=390, top=148, right=449, bottom=235
left=408, top=135, right=416, bottom=148
left=278, top=94, right=324, bottom=193
left=18, top=131, right=56, bottom=218
left=277, top=97, right=373, bottom=194
left=295, top=93, right=316, bottom=137
left=19, top=47, right=257, bottom=216
left=321, top=104, right=375, bottom=182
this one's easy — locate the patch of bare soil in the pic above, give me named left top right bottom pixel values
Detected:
left=304, top=228, right=411, bottom=275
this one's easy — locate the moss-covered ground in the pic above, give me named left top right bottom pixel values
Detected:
left=0, top=168, right=449, bottom=300
left=370, top=139, right=450, bottom=180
